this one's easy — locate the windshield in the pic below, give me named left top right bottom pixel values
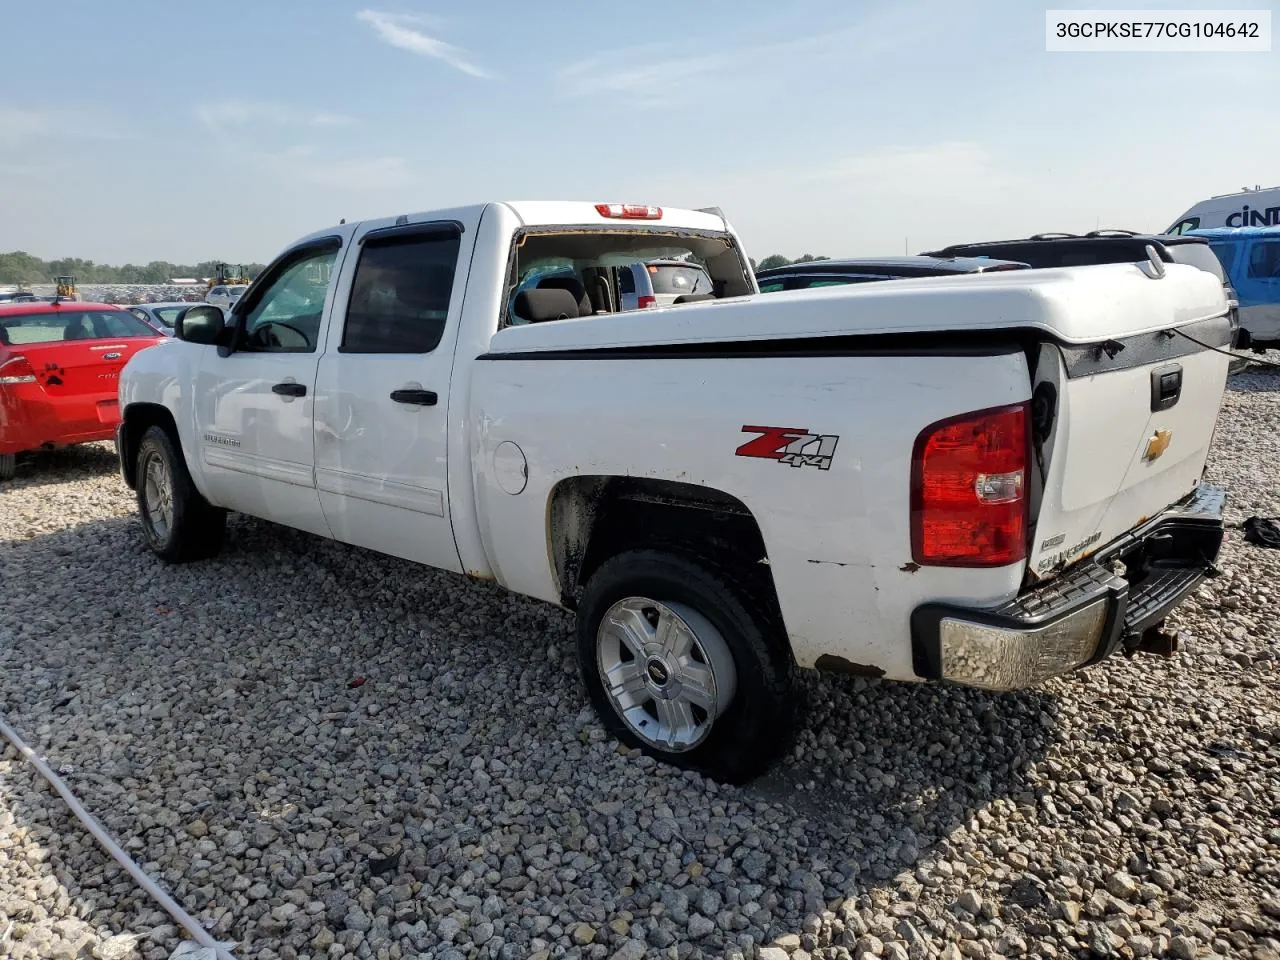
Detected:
left=647, top=263, right=713, bottom=296
left=153, top=306, right=185, bottom=327
left=228, top=285, right=248, bottom=296
left=0, top=309, right=160, bottom=345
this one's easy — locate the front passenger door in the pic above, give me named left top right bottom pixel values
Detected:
left=193, top=237, right=348, bottom=537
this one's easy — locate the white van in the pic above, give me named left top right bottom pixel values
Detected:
left=1167, top=185, right=1280, bottom=235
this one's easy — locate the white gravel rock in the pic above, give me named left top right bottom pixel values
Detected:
left=0, top=364, right=1279, bottom=960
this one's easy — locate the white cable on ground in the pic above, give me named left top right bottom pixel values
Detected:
left=0, top=716, right=239, bottom=960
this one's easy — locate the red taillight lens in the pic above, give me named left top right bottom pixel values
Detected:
left=911, top=402, right=1030, bottom=567
left=636, top=295, right=657, bottom=309
left=595, top=203, right=663, bottom=220
left=0, top=354, right=37, bottom=385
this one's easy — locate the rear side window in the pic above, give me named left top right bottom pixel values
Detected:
left=617, top=267, right=636, bottom=294
left=1247, top=240, right=1280, bottom=279
left=1208, top=244, right=1235, bottom=273
left=803, top=278, right=860, bottom=288
left=1169, top=243, right=1226, bottom=281
left=648, top=263, right=712, bottom=296
left=342, top=230, right=460, bottom=353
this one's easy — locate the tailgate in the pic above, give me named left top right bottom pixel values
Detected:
left=1028, top=314, right=1232, bottom=580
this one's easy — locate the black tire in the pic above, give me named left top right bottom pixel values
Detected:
left=0, top=453, right=14, bottom=481
left=134, top=425, right=226, bottom=563
left=576, top=548, right=796, bottom=783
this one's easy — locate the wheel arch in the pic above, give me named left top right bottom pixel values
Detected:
left=119, top=403, right=180, bottom=490
left=547, top=475, right=787, bottom=633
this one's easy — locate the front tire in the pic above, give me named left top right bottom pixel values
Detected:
left=135, top=425, right=226, bottom=563
left=576, top=549, right=796, bottom=783
left=0, top=454, right=14, bottom=481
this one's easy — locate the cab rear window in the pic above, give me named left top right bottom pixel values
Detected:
left=0, top=310, right=160, bottom=345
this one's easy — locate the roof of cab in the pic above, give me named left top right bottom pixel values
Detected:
left=297, top=202, right=731, bottom=245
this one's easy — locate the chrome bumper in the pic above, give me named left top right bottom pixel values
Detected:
left=910, top=484, right=1226, bottom=691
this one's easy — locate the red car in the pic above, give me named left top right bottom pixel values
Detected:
left=0, top=301, right=165, bottom=480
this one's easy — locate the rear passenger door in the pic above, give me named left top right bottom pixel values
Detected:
left=312, top=217, right=475, bottom=573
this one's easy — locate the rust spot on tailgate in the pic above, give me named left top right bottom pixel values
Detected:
left=815, top=655, right=886, bottom=678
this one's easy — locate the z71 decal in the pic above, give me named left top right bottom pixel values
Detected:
left=736, top=425, right=839, bottom=471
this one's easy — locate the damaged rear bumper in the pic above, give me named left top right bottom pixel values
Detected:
left=910, top=484, right=1225, bottom=691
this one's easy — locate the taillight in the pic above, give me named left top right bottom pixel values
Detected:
left=636, top=295, right=657, bottom=309
left=911, top=402, right=1030, bottom=567
left=595, top=203, right=663, bottom=220
left=0, top=354, right=36, bottom=385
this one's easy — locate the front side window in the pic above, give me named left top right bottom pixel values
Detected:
left=342, top=230, right=460, bottom=353
left=1168, top=217, right=1200, bottom=235
left=1247, top=241, right=1280, bottom=279
left=241, top=246, right=339, bottom=353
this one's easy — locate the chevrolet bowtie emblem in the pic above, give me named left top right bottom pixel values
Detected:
left=1144, top=429, right=1173, bottom=461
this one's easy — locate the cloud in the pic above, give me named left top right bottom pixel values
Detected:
left=356, top=10, right=492, bottom=79
left=196, top=100, right=354, bottom=130
left=0, top=105, right=121, bottom=151
left=555, top=3, right=950, bottom=107
left=253, top=145, right=417, bottom=191
left=557, top=50, right=728, bottom=107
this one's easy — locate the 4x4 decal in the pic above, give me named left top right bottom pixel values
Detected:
left=736, top=425, right=839, bottom=471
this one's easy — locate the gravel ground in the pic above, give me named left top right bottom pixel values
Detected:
left=0, top=367, right=1278, bottom=960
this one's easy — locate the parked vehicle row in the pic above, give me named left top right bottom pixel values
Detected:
left=109, top=200, right=1233, bottom=781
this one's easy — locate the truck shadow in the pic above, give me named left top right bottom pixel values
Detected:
left=0, top=513, right=1057, bottom=957
left=4, top=441, right=119, bottom=486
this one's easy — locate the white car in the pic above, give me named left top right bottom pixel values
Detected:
left=205, top=284, right=247, bottom=310
left=116, top=200, right=1231, bottom=782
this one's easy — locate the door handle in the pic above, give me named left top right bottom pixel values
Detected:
left=272, top=382, right=307, bottom=397
left=390, top=388, right=438, bottom=406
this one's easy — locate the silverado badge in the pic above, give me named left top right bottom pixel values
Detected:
left=1144, top=429, right=1173, bottom=462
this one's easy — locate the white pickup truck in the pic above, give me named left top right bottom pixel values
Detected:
left=116, top=201, right=1231, bottom=782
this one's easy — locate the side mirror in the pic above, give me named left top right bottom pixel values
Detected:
left=176, top=305, right=227, bottom=345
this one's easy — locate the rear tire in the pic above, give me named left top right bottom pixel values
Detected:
left=0, top=454, right=14, bottom=481
left=576, top=548, right=796, bottom=783
left=135, top=425, right=226, bottom=563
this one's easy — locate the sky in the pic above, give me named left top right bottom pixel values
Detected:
left=1, top=0, right=1277, bottom=266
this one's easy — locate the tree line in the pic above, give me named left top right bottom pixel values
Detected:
left=0, top=248, right=830, bottom=285
left=750, top=254, right=829, bottom=272
left=0, top=251, right=265, bottom=285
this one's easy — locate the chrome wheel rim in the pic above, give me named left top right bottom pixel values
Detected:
left=596, top=597, right=737, bottom=752
left=142, top=451, right=174, bottom=542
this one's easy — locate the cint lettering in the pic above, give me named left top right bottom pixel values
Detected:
left=1226, top=205, right=1280, bottom=228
